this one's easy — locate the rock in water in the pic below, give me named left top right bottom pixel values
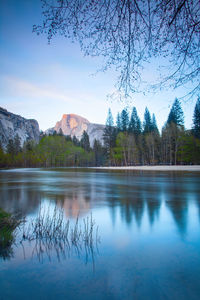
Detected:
left=46, top=114, right=105, bottom=146
left=0, top=107, right=40, bottom=149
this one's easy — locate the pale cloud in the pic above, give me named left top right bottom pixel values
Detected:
left=2, top=76, right=71, bottom=102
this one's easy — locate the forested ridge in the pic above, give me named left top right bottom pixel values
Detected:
left=1, top=98, right=200, bottom=168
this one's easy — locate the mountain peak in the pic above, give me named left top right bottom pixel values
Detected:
left=47, top=113, right=105, bottom=146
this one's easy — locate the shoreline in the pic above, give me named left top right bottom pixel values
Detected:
left=1, top=165, right=200, bottom=172
left=92, top=165, right=200, bottom=171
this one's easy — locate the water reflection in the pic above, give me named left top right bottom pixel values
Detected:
left=0, top=170, right=200, bottom=238
left=1, top=169, right=200, bottom=300
left=107, top=175, right=162, bottom=227
left=0, top=183, right=41, bottom=217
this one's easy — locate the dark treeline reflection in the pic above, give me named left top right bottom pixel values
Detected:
left=109, top=175, right=162, bottom=227
left=107, top=172, right=200, bottom=235
left=0, top=170, right=200, bottom=237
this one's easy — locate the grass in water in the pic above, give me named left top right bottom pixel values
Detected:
left=0, top=205, right=100, bottom=265
left=20, top=205, right=100, bottom=263
left=0, top=208, right=21, bottom=260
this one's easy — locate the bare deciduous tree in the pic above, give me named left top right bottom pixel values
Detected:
left=34, top=0, right=200, bottom=98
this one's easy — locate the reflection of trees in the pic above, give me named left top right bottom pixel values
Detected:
left=0, top=173, right=92, bottom=219
left=107, top=172, right=197, bottom=235
left=165, top=174, right=189, bottom=236
left=108, top=174, right=162, bottom=228
left=0, top=184, right=41, bottom=217
left=166, top=197, right=188, bottom=236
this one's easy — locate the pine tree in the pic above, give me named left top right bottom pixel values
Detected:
left=103, top=108, right=116, bottom=148
left=152, top=114, right=159, bottom=133
left=6, top=139, right=15, bottom=155
left=72, top=135, right=80, bottom=146
left=93, top=139, right=105, bottom=166
left=116, top=112, right=122, bottom=132
left=58, top=128, right=64, bottom=136
left=24, top=140, right=34, bottom=152
left=167, top=98, right=184, bottom=126
left=103, top=108, right=116, bottom=164
left=129, top=107, right=142, bottom=136
left=80, top=131, right=90, bottom=151
left=129, top=107, right=137, bottom=133
left=121, top=108, right=129, bottom=132
left=65, top=135, right=72, bottom=142
left=14, top=134, right=21, bottom=154
left=0, top=140, right=5, bottom=167
left=143, top=107, right=152, bottom=134
left=193, top=97, right=200, bottom=139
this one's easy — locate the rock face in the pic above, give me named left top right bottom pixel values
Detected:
left=0, top=107, right=40, bottom=150
left=46, top=114, right=105, bottom=146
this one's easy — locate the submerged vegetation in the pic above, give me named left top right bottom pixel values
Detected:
left=1, top=98, right=200, bottom=167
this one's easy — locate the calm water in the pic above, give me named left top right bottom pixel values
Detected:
left=0, top=168, right=200, bottom=300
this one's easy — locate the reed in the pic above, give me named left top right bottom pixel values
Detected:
left=0, top=208, right=22, bottom=259
left=20, top=205, right=100, bottom=262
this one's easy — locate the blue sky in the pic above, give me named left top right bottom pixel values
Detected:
left=0, top=0, right=196, bottom=131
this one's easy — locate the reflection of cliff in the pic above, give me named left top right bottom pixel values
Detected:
left=56, top=191, right=90, bottom=218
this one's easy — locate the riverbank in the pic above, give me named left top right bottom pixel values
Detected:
left=93, top=165, right=200, bottom=171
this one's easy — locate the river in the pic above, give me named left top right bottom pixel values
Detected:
left=0, top=168, right=200, bottom=300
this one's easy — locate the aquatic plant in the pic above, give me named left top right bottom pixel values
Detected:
left=20, top=205, right=100, bottom=263
left=0, top=208, right=21, bottom=260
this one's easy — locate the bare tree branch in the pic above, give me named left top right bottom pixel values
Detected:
left=33, top=0, right=200, bottom=99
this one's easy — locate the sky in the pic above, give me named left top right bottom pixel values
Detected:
left=0, top=0, right=197, bottom=132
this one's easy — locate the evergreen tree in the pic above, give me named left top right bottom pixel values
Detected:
left=193, top=97, right=200, bottom=139
left=93, top=139, right=105, bottom=166
left=58, top=128, right=64, bottom=136
left=106, top=108, right=114, bottom=127
left=167, top=98, right=184, bottom=126
left=24, top=140, right=34, bottom=152
left=121, top=108, right=129, bottom=132
left=72, top=135, right=80, bottom=146
left=14, top=134, right=21, bottom=154
left=116, top=112, right=122, bottom=132
left=143, top=107, right=152, bottom=134
left=152, top=114, right=159, bottom=133
left=0, top=141, right=5, bottom=168
left=103, top=108, right=116, bottom=164
left=80, top=131, right=90, bottom=152
left=6, top=139, right=15, bottom=155
left=129, top=107, right=142, bottom=135
left=65, top=135, right=72, bottom=142
left=103, top=108, right=116, bottom=148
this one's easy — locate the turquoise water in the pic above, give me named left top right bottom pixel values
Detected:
left=0, top=168, right=200, bottom=300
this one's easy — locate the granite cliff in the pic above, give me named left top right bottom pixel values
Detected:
left=0, top=107, right=40, bottom=149
left=46, top=114, right=105, bottom=146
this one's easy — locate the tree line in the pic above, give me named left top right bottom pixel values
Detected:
left=0, top=97, right=200, bottom=168
left=103, top=98, right=200, bottom=166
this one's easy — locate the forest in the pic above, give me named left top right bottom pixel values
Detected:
left=1, top=98, right=200, bottom=168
